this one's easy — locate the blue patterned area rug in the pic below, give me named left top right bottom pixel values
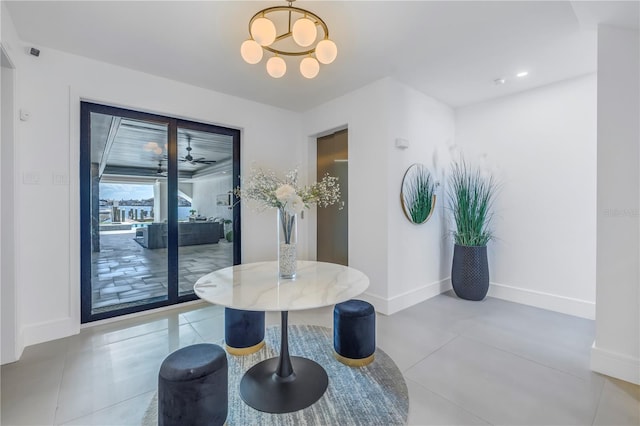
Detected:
left=143, top=324, right=408, bottom=425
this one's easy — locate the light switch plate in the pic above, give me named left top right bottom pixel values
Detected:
left=53, top=173, right=69, bottom=185
left=23, top=172, right=40, bottom=184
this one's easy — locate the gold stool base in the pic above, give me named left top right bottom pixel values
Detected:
left=225, top=340, right=265, bottom=356
left=334, top=352, right=375, bottom=367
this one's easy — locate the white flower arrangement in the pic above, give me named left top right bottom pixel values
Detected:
left=234, top=167, right=342, bottom=244
left=234, top=167, right=341, bottom=214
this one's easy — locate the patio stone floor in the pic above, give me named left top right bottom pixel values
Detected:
left=91, top=230, right=233, bottom=313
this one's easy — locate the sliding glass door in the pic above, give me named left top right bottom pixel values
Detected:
left=176, top=124, right=237, bottom=297
left=80, top=102, right=240, bottom=323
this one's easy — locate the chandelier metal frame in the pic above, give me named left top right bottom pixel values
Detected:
left=241, top=0, right=337, bottom=78
left=247, top=4, right=330, bottom=57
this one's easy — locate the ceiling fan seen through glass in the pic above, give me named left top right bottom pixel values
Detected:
left=164, top=134, right=217, bottom=166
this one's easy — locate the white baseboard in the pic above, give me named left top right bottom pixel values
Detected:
left=81, top=299, right=206, bottom=329
left=16, top=326, right=24, bottom=360
left=591, top=343, right=640, bottom=385
left=357, top=279, right=594, bottom=320
left=488, top=282, right=595, bottom=320
left=22, top=317, right=79, bottom=348
left=360, top=278, right=452, bottom=315
left=20, top=301, right=208, bottom=352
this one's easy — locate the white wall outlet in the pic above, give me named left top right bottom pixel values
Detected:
left=19, top=109, right=30, bottom=121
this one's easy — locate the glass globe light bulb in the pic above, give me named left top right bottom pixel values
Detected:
left=300, top=57, right=320, bottom=79
left=315, top=39, right=337, bottom=64
left=240, top=39, right=263, bottom=64
left=266, top=56, right=286, bottom=78
left=251, top=17, right=276, bottom=46
left=292, top=17, right=317, bottom=47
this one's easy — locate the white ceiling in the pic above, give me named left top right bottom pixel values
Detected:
left=5, top=1, right=639, bottom=111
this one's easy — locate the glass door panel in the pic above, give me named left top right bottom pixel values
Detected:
left=177, top=126, right=235, bottom=297
left=87, top=110, right=169, bottom=317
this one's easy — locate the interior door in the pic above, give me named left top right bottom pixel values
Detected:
left=317, top=129, right=348, bottom=265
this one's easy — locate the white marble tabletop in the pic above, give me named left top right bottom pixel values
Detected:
left=193, top=261, right=370, bottom=312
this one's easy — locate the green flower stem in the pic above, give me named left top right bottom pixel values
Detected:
left=279, top=209, right=295, bottom=244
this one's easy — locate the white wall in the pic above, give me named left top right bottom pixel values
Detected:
left=301, top=78, right=455, bottom=314
left=0, top=2, right=3, bottom=401
left=592, top=25, right=640, bottom=385
left=1, top=49, right=17, bottom=364
left=1, top=7, right=4, bottom=367
left=385, top=80, right=455, bottom=311
left=302, top=79, right=391, bottom=305
left=4, top=21, right=302, bottom=349
left=192, top=174, right=233, bottom=221
left=1, top=1, right=22, bottom=363
left=455, top=74, right=598, bottom=319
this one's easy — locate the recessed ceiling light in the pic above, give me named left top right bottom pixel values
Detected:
left=517, top=71, right=529, bottom=77
left=494, top=78, right=506, bottom=85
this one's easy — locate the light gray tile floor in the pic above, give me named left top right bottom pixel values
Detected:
left=1, top=294, right=638, bottom=425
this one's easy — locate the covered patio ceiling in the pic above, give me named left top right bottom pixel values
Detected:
left=89, top=111, right=233, bottom=181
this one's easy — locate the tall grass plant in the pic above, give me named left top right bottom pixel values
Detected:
left=448, top=159, right=497, bottom=246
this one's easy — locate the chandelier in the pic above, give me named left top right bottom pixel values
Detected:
left=240, top=0, right=338, bottom=79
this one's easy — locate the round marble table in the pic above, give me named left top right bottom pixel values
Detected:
left=194, top=261, right=370, bottom=414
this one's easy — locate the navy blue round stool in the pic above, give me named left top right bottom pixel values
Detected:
left=158, top=343, right=227, bottom=426
left=333, top=299, right=376, bottom=367
left=224, top=308, right=265, bottom=355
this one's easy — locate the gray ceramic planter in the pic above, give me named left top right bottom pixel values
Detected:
left=451, top=244, right=489, bottom=301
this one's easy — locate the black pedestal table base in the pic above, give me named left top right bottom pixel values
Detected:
left=240, top=356, right=328, bottom=413
left=239, top=311, right=329, bottom=413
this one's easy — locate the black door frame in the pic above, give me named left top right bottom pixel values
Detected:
left=80, top=102, right=241, bottom=323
